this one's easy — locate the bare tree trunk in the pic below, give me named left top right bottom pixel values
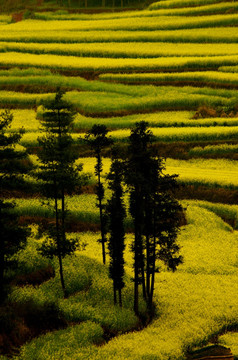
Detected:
left=113, top=283, right=117, bottom=305
left=141, top=261, right=147, bottom=301
left=146, top=234, right=150, bottom=300
left=149, top=235, right=156, bottom=309
left=54, top=182, right=66, bottom=298
left=97, top=154, right=106, bottom=265
left=134, top=240, right=139, bottom=315
left=134, top=216, right=140, bottom=315
left=149, top=204, right=157, bottom=309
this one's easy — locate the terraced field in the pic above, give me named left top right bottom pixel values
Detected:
left=1, top=0, right=238, bottom=358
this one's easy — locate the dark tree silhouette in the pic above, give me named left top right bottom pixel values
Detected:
left=124, top=121, right=152, bottom=314
left=144, top=172, right=183, bottom=310
left=124, top=121, right=183, bottom=314
left=37, top=89, right=82, bottom=298
left=107, top=155, right=126, bottom=306
left=0, top=110, right=29, bottom=303
left=85, top=124, right=113, bottom=264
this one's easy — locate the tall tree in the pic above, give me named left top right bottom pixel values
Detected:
left=0, top=110, right=29, bottom=303
left=125, top=121, right=183, bottom=314
left=106, top=154, right=126, bottom=306
left=124, top=121, right=152, bottom=314
left=85, top=124, right=113, bottom=264
left=37, top=89, right=82, bottom=298
left=143, top=170, right=183, bottom=310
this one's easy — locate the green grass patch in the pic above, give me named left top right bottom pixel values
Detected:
left=189, top=143, right=238, bottom=157
left=219, top=65, right=238, bottom=73
left=17, top=321, right=104, bottom=360
left=0, top=67, right=53, bottom=76
left=186, top=199, right=238, bottom=229
left=0, top=15, right=11, bottom=23
left=106, top=126, right=238, bottom=143
left=0, top=87, right=235, bottom=117
left=100, top=71, right=238, bottom=87
left=166, top=158, right=238, bottom=191
left=7, top=108, right=238, bottom=137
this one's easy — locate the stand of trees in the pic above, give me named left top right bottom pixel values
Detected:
left=0, top=110, right=30, bottom=304
left=86, top=122, right=183, bottom=312
left=1, top=91, right=183, bottom=315
left=124, top=122, right=183, bottom=313
left=0, top=0, right=143, bottom=12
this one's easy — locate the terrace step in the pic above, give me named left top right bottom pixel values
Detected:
left=187, top=345, right=234, bottom=360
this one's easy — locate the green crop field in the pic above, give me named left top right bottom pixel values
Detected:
left=100, top=71, right=238, bottom=87
left=7, top=204, right=238, bottom=359
left=1, top=0, right=238, bottom=357
left=2, top=42, right=238, bottom=58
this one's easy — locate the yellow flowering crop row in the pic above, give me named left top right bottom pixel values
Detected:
left=149, top=0, right=230, bottom=10
left=189, top=143, right=238, bottom=157
left=0, top=87, right=234, bottom=116
left=100, top=71, right=238, bottom=86
left=34, top=1, right=238, bottom=20
left=2, top=41, right=238, bottom=58
left=2, top=14, right=238, bottom=32
left=0, top=27, right=237, bottom=44
left=108, top=126, right=238, bottom=143
left=166, top=158, right=238, bottom=190
left=219, top=65, right=238, bottom=73
left=10, top=108, right=238, bottom=135
left=1, top=52, right=238, bottom=72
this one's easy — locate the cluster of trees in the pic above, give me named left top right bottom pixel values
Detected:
left=0, top=89, right=183, bottom=315
left=0, top=0, right=140, bottom=11
left=52, top=0, right=140, bottom=8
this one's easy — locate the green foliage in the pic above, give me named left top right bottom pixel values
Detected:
left=125, top=122, right=182, bottom=311
left=0, top=110, right=30, bottom=303
left=12, top=225, right=51, bottom=276
left=36, top=88, right=83, bottom=297
left=100, top=71, right=238, bottom=88
left=0, top=110, right=29, bottom=186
